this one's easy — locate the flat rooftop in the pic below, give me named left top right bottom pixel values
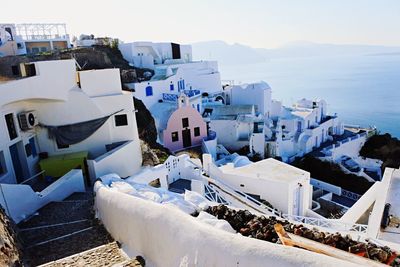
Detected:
left=221, top=158, right=309, bottom=183
left=291, top=108, right=313, bottom=119
left=203, top=104, right=254, bottom=120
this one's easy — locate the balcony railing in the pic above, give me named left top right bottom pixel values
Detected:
left=282, top=214, right=368, bottom=234
left=162, top=93, right=178, bottom=102
left=183, top=89, right=201, bottom=98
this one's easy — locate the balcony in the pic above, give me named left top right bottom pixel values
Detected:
left=183, top=89, right=201, bottom=98
left=162, top=93, right=178, bottom=102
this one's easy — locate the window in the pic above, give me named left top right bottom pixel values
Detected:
left=194, top=127, right=200, bottom=137
left=145, top=85, right=153, bottom=96
left=0, top=151, right=7, bottom=176
left=5, top=27, right=13, bottom=41
left=40, top=47, right=47, bottom=52
left=171, top=132, right=179, bottom=142
left=25, top=143, right=32, bottom=157
left=56, top=140, right=69, bottom=149
left=32, top=47, right=40, bottom=54
left=203, top=108, right=213, bottom=117
left=11, top=65, right=20, bottom=76
left=5, top=113, right=18, bottom=141
left=115, top=114, right=128, bottom=127
left=170, top=83, right=174, bottom=91
left=182, top=118, right=189, bottom=128
left=24, top=64, right=36, bottom=77
left=29, top=137, right=37, bottom=157
left=178, top=80, right=185, bottom=90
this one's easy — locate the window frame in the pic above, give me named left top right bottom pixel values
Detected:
left=194, top=127, right=201, bottom=137
left=171, top=132, right=179, bottom=142
left=182, top=117, right=189, bottom=128
left=115, top=114, right=129, bottom=127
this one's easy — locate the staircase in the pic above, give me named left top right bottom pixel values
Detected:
left=18, top=192, right=145, bottom=267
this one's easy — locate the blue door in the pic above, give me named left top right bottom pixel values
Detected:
left=9, top=143, right=24, bottom=183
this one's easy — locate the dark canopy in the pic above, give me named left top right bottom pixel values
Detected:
left=41, top=109, right=123, bottom=146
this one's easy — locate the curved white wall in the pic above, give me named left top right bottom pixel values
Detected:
left=94, top=182, right=357, bottom=267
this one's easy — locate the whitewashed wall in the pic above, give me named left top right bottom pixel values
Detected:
left=94, top=181, right=357, bottom=267
left=0, top=169, right=85, bottom=223
left=87, top=141, right=142, bottom=182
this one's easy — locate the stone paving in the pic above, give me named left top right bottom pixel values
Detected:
left=18, top=192, right=145, bottom=267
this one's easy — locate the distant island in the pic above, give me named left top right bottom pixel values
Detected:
left=192, top=40, right=400, bottom=65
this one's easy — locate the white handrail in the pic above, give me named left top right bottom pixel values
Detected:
left=205, top=177, right=281, bottom=217
left=20, top=170, right=46, bottom=185
left=281, top=214, right=368, bottom=234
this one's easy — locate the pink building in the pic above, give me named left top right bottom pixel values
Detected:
left=163, top=96, right=207, bottom=152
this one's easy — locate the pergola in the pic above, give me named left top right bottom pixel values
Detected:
left=15, top=23, right=68, bottom=40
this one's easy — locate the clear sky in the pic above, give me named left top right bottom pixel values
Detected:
left=2, top=0, right=400, bottom=48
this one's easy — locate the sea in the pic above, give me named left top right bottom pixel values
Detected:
left=219, top=55, right=400, bottom=138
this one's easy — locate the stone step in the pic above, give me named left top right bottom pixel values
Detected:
left=64, top=191, right=94, bottom=201
left=20, top=219, right=92, bottom=247
left=25, top=222, right=114, bottom=266
left=113, top=257, right=146, bottom=267
left=18, top=200, right=93, bottom=229
left=39, top=241, right=128, bottom=267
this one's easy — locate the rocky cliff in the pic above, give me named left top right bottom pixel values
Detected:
left=0, top=207, right=22, bottom=266
left=134, top=97, right=171, bottom=165
left=0, top=45, right=153, bottom=83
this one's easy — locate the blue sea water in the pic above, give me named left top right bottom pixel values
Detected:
left=219, top=55, right=400, bottom=138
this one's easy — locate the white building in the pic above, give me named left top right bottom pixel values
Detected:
left=204, top=156, right=312, bottom=216
left=224, top=81, right=272, bottom=117
left=0, top=23, right=70, bottom=56
left=202, top=104, right=264, bottom=154
left=119, top=41, right=193, bottom=69
left=221, top=82, right=344, bottom=161
left=120, top=42, right=222, bottom=111
left=0, top=59, right=142, bottom=184
left=267, top=98, right=344, bottom=161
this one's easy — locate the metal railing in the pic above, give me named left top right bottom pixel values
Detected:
left=183, top=89, right=201, bottom=98
left=282, top=214, right=368, bottom=234
left=20, top=170, right=46, bottom=186
left=204, top=184, right=230, bottom=205
left=341, top=189, right=362, bottom=201
left=205, top=177, right=281, bottom=217
left=162, top=93, right=178, bottom=102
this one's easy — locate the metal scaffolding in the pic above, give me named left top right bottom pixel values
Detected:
left=15, top=23, right=68, bottom=40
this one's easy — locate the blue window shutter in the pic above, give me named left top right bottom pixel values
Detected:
left=182, top=79, right=185, bottom=89
left=146, top=86, right=153, bottom=96
left=170, top=84, right=174, bottom=91
left=197, top=104, right=200, bottom=112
